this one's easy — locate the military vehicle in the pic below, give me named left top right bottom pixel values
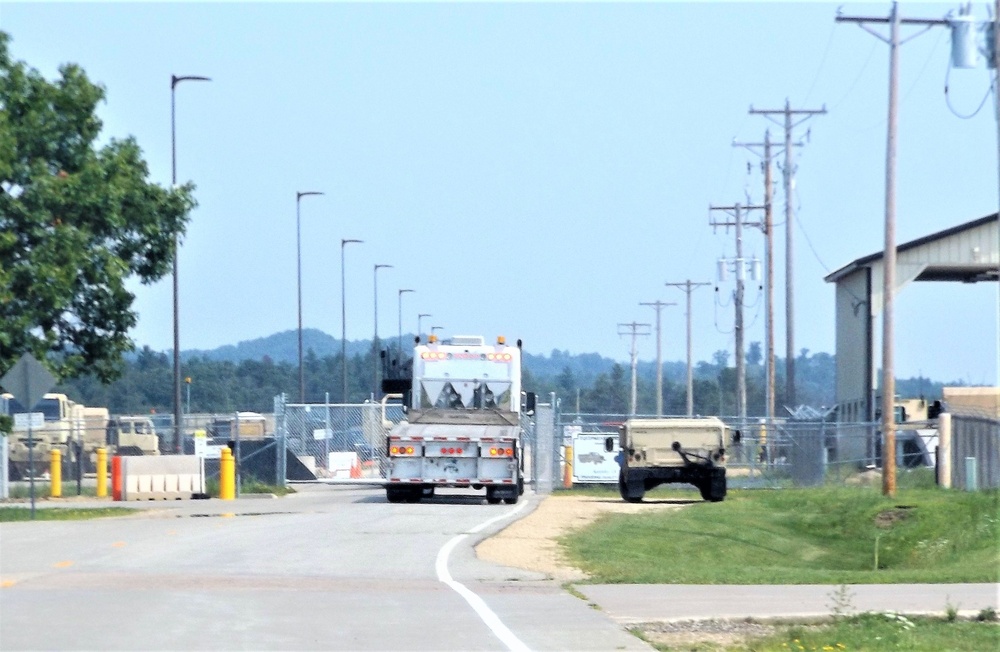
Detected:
left=612, top=417, right=731, bottom=502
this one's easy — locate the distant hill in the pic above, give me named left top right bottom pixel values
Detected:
left=181, top=329, right=399, bottom=363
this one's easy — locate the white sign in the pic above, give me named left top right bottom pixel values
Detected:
left=193, top=430, right=208, bottom=457
left=572, top=433, right=620, bottom=483
left=328, top=451, right=358, bottom=478
left=313, top=428, right=332, bottom=441
left=13, top=412, right=44, bottom=429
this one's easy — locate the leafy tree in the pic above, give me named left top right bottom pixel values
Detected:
left=747, top=341, right=762, bottom=366
left=0, top=32, right=196, bottom=382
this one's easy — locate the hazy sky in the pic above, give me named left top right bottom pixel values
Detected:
left=3, top=1, right=998, bottom=385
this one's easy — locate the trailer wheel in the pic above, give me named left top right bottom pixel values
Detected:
left=504, top=494, right=519, bottom=505
left=386, top=487, right=408, bottom=503
left=485, top=487, right=502, bottom=504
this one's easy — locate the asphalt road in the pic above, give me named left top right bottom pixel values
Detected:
left=2, top=485, right=997, bottom=651
left=0, top=485, right=651, bottom=651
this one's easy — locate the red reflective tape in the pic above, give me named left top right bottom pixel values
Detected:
left=456, top=478, right=470, bottom=483
left=433, top=436, right=448, bottom=440
left=502, top=480, right=513, bottom=483
left=409, top=479, right=422, bottom=483
left=457, top=437, right=471, bottom=441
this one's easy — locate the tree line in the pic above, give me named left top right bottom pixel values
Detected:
left=54, top=342, right=948, bottom=418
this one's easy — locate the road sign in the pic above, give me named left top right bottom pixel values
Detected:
left=1, top=353, right=56, bottom=410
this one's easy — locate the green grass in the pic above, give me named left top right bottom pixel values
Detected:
left=0, top=506, right=134, bottom=521
left=561, top=486, right=999, bottom=584
left=5, top=483, right=100, bottom=499
left=204, top=476, right=296, bottom=497
left=732, top=613, right=1000, bottom=652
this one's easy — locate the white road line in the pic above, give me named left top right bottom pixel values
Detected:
left=435, top=500, right=531, bottom=652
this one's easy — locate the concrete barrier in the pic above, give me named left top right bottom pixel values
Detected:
left=118, top=455, right=206, bottom=501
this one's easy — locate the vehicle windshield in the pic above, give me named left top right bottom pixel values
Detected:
left=5, top=397, right=62, bottom=420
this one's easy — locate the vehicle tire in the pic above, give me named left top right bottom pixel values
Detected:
left=421, top=486, right=436, bottom=498
left=699, top=469, right=726, bottom=502
left=618, top=470, right=643, bottom=503
left=504, top=494, right=519, bottom=505
left=405, top=488, right=422, bottom=503
left=386, top=487, right=407, bottom=503
left=486, top=487, right=502, bottom=504
left=517, top=478, right=524, bottom=496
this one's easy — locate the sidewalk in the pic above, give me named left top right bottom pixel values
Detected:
left=578, top=583, right=1000, bottom=624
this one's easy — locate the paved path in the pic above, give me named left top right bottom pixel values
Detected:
left=579, top=583, right=1000, bottom=624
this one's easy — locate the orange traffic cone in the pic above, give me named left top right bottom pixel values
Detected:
left=350, top=455, right=362, bottom=479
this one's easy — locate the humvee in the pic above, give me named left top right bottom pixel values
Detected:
left=610, top=417, right=731, bottom=502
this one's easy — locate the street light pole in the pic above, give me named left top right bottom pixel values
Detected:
left=170, top=74, right=210, bottom=454
left=417, top=314, right=431, bottom=343
left=397, top=289, right=414, bottom=370
left=296, top=191, right=324, bottom=403
left=431, top=325, right=444, bottom=340
left=341, top=239, right=363, bottom=404
left=373, top=264, right=393, bottom=398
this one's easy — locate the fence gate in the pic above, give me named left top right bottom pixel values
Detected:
left=274, top=394, right=403, bottom=485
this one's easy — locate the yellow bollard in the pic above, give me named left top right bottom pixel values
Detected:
left=219, top=448, right=235, bottom=500
left=50, top=448, right=62, bottom=498
left=563, top=445, right=573, bottom=489
left=96, top=448, right=108, bottom=498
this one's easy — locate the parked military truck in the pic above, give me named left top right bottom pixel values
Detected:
left=106, top=416, right=160, bottom=457
left=3, top=392, right=84, bottom=480
left=613, top=417, right=731, bottom=502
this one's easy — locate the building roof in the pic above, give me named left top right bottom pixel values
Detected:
left=824, top=213, right=998, bottom=284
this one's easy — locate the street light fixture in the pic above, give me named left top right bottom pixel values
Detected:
left=397, top=289, right=415, bottom=369
left=296, top=191, right=324, bottom=403
left=341, top=239, right=363, bottom=404
left=171, top=73, right=210, bottom=454
left=373, top=264, right=393, bottom=397
left=431, top=325, right=444, bottom=340
left=417, top=314, right=431, bottom=343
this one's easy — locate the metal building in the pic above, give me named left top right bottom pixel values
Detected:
left=824, top=213, right=998, bottom=426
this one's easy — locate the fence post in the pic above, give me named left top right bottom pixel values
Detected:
left=937, top=413, right=952, bottom=488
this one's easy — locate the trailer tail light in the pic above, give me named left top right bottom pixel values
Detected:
left=390, top=444, right=419, bottom=456
left=485, top=353, right=513, bottom=362
left=487, top=447, right=514, bottom=457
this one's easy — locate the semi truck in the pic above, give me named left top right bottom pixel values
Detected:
left=382, top=334, right=534, bottom=504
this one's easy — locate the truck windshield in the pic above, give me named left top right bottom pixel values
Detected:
left=3, top=396, right=62, bottom=420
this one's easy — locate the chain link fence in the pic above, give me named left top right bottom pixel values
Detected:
left=555, top=411, right=943, bottom=490
left=273, top=394, right=404, bottom=485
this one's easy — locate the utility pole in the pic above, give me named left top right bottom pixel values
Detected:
left=733, top=130, right=783, bottom=420
left=639, top=300, right=676, bottom=416
left=617, top=322, right=651, bottom=417
left=665, top=280, right=711, bottom=416
left=749, top=100, right=826, bottom=410
left=836, top=1, right=948, bottom=499
left=710, top=202, right=764, bottom=426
